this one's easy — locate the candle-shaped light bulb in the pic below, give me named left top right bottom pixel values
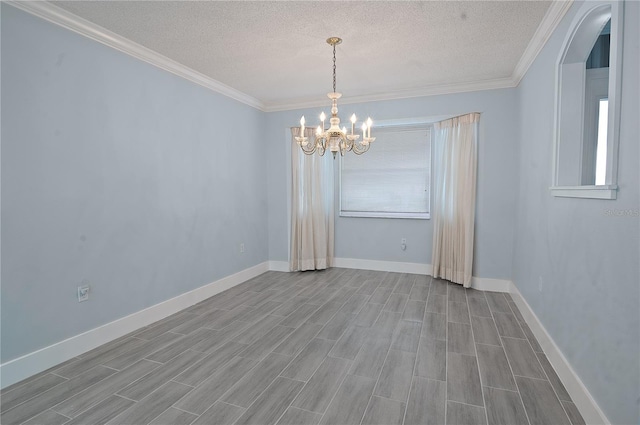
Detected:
left=342, top=126, right=347, bottom=135
left=361, top=123, right=367, bottom=140
left=319, top=111, right=326, bottom=132
left=350, top=113, right=356, bottom=135
left=316, top=126, right=322, bottom=136
left=366, top=117, right=372, bottom=138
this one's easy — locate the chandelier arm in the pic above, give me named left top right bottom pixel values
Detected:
left=350, top=139, right=361, bottom=151
left=299, top=139, right=317, bottom=155
left=340, top=135, right=348, bottom=155
left=351, top=141, right=371, bottom=155
left=317, top=140, right=326, bottom=156
left=316, top=135, right=328, bottom=156
left=352, top=146, right=370, bottom=155
left=345, top=137, right=354, bottom=152
left=300, top=146, right=317, bottom=155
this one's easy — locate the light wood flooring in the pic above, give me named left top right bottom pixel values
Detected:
left=1, top=268, right=586, bottom=425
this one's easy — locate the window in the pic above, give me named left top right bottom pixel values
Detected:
left=340, top=125, right=431, bottom=219
left=595, top=98, right=608, bottom=185
left=580, top=19, right=610, bottom=186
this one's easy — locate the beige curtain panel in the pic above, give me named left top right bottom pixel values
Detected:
left=290, top=128, right=334, bottom=271
left=432, top=113, right=480, bottom=287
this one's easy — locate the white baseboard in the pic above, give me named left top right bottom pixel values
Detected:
left=333, top=257, right=432, bottom=275
left=268, top=260, right=290, bottom=272
left=509, top=283, right=610, bottom=425
left=328, top=258, right=513, bottom=292
left=0, top=256, right=512, bottom=390
left=0, top=261, right=270, bottom=389
left=470, top=276, right=512, bottom=292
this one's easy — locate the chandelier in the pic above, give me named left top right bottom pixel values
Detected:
left=295, top=37, right=375, bottom=159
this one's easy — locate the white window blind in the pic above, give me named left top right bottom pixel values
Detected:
left=340, top=125, right=431, bottom=219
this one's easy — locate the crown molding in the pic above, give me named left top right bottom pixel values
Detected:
left=7, top=0, right=572, bottom=113
left=5, top=1, right=266, bottom=111
left=512, top=0, right=574, bottom=85
left=267, top=0, right=574, bottom=112
left=263, top=76, right=517, bottom=112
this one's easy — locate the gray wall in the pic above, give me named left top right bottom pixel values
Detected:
left=1, top=5, right=268, bottom=362
left=267, top=90, right=520, bottom=280
left=511, top=1, right=639, bottom=424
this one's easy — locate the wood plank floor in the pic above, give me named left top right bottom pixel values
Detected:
left=1, top=268, right=585, bottom=425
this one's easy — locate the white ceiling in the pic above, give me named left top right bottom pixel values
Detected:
left=45, top=1, right=566, bottom=111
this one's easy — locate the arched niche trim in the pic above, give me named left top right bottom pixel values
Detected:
left=551, top=1, right=623, bottom=199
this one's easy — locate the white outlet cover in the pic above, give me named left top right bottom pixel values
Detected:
left=78, top=285, right=89, bottom=302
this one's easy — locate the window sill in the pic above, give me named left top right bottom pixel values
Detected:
left=339, top=211, right=431, bottom=219
left=550, top=185, right=617, bottom=199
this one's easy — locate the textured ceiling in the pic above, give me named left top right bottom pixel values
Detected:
left=52, top=1, right=553, bottom=109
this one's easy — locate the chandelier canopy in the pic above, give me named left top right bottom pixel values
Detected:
left=295, top=37, right=375, bottom=159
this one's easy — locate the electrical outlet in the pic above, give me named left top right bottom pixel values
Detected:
left=77, top=285, right=89, bottom=302
left=240, top=243, right=245, bottom=253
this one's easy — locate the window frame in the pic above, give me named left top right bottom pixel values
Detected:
left=338, top=123, right=433, bottom=220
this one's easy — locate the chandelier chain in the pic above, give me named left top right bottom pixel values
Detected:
left=332, top=43, right=337, bottom=94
